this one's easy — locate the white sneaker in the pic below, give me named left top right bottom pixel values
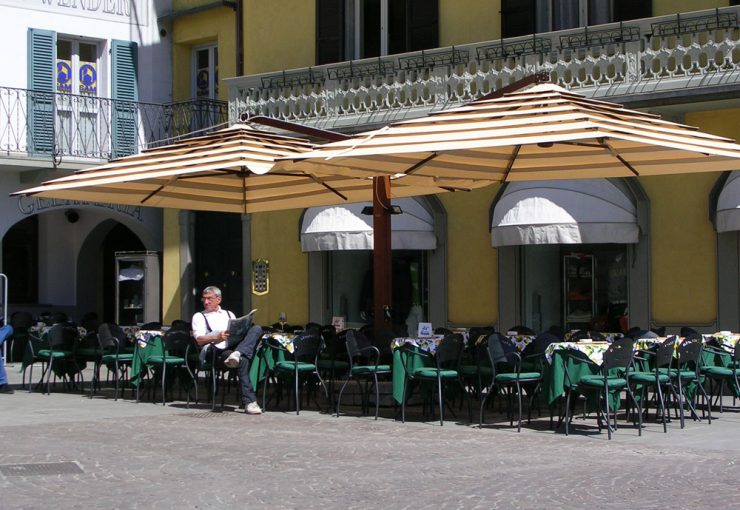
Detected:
left=246, top=401, right=263, bottom=415
left=224, top=351, right=241, bottom=368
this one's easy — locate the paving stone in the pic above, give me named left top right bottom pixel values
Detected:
left=2, top=363, right=740, bottom=509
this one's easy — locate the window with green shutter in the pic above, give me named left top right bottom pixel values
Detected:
left=27, top=28, right=56, bottom=155
left=111, top=39, right=138, bottom=159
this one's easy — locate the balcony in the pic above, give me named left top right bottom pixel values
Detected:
left=227, top=6, right=740, bottom=131
left=0, top=88, right=227, bottom=167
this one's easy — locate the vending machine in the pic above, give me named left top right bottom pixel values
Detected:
left=114, top=251, right=160, bottom=326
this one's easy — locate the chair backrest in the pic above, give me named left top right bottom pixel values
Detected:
left=486, top=333, right=517, bottom=365
left=434, top=327, right=453, bottom=335
left=677, top=333, right=703, bottom=366
left=141, top=321, right=162, bottom=330
left=651, top=326, right=666, bottom=336
left=170, top=319, right=191, bottom=331
left=163, top=329, right=193, bottom=356
left=680, top=326, right=699, bottom=337
left=435, top=334, right=463, bottom=370
left=345, top=329, right=375, bottom=363
left=602, top=338, right=634, bottom=371
left=10, top=311, right=33, bottom=330
left=570, top=330, right=590, bottom=342
left=47, top=323, right=77, bottom=350
left=292, top=334, right=323, bottom=363
left=98, top=322, right=121, bottom=352
left=304, top=322, right=322, bottom=335
left=654, top=336, right=677, bottom=369
left=522, top=332, right=558, bottom=359
left=510, top=325, right=536, bottom=335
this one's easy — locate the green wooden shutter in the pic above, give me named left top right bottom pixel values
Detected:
left=27, top=28, right=56, bottom=155
left=406, top=0, right=438, bottom=53
left=316, top=0, right=345, bottom=65
left=111, top=39, right=138, bottom=159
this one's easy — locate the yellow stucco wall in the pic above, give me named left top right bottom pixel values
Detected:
left=653, top=0, right=729, bottom=16
left=439, top=185, right=501, bottom=325
left=243, top=0, right=315, bottom=73
left=171, top=6, right=235, bottom=102
left=439, top=0, right=501, bottom=47
left=249, top=210, right=308, bottom=327
left=161, top=209, right=181, bottom=323
left=641, top=173, right=717, bottom=324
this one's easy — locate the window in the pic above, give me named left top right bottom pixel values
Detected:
left=502, top=0, right=651, bottom=38
left=56, top=39, right=99, bottom=96
left=317, top=0, right=438, bottom=65
left=56, top=38, right=101, bottom=156
left=193, top=45, right=218, bottom=99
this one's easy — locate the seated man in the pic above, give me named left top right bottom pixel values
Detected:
left=191, top=286, right=262, bottom=414
left=0, top=323, right=14, bottom=394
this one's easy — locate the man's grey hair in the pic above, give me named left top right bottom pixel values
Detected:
left=202, top=286, right=222, bottom=298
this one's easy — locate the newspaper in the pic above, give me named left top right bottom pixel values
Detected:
left=226, top=309, right=257, bottom=345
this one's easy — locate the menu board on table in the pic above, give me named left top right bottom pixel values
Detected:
left=417, top=322, right=433, bottom=337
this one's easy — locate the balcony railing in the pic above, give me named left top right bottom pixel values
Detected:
left=0, top=88, right=228, bottom=163
left=228, top=6, right=740, bottom=130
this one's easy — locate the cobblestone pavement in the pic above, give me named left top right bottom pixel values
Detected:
left=2, top=363, right=740, bottom=509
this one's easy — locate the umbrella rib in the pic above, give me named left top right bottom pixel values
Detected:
left=599, top=138, right=639, bottom=176
left=307, top=173, right=348, bottom=201
left=141, top=174, right=181, bottom=204
left=503, top=145, right=522, bottom=181
left=404, top=152, right=439, bottom=175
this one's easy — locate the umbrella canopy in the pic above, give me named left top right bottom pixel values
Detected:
left=279, top=83, right=740, bottom=181
left=12, top=124, right=476, bottom=214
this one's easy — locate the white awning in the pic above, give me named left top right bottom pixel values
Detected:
left=301, top=198, right=436, bottom=251
left=716, top=171, right=740, bottom=233
left=491, top=179, right=639, bottom=246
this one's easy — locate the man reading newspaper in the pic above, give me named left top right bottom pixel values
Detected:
left=191, top=285, right=262, bottom=415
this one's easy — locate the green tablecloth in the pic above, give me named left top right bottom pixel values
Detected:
left=130, top=334, right=161, bottom=387
left=391, top=346, right=433, bottom=404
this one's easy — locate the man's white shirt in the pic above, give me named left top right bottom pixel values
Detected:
left=191, top=307, right=234, bottom=349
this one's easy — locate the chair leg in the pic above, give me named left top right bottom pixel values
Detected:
left=373, top=373, right=380, bottom=420
left=401, top=378, right=408, bottom=423
left=437, top=376, right=444, bottom=426
left=516, top=382, right=523, bottom=433
left=336, top=375, right=351, bottom=417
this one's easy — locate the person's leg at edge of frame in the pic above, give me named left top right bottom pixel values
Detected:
left=0, top=325, right=13, bottom=394
left=236, top=325, right=262, bottom=414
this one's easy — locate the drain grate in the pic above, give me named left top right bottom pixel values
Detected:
left=182, top=411, right=226, bottom=418
left=0, top=462, right=84, bottom=477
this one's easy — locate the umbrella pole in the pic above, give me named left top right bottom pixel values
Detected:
left=372, top=176, right=393, bottom=333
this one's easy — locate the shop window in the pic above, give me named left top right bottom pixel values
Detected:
left=331, top=250, right=427, bottom=332
left=193, top=45, right=218, bottom=99
left=317, top=0, right=438, bottom=64
left=522, top=244, right=628, bottom=334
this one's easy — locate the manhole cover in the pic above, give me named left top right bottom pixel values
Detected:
left=0, top=462, right=83, bottom=477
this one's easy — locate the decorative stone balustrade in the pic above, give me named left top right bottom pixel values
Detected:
left=227, top=7, right=740, bottom=130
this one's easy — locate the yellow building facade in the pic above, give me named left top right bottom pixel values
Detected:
left=165, top=0, right=740, bottom=335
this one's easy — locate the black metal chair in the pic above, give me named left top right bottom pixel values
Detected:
left=629, top=336, right=681, bottom=433
left=400, top=333, right=465, bottom=426
left=262, top=333, right=328, bottom=415
left=38, top=323, right=83, bottom=395
left=336, top=329, right=391, bottom=419
left=702, top=339, right=740, bottom=413
left=479, top=333, right=542, bottom=432
left=140, top=329, right=197, bottom=407
left=668, top=334, right=711, bottom=428
left=94, top=323, right=135, bottom=400
left=563, top=338, right=639, bottom=439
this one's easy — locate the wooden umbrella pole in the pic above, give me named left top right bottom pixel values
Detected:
left=373, top=175, right=393, bottom=333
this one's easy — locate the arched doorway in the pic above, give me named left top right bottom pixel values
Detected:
left=77, top=220, right=145, bottom=323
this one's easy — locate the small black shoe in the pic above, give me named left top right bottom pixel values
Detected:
left=0, top=384, right=15, bottom=394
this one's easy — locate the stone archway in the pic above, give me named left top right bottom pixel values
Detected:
left=76, top=220, right=145, bottom=323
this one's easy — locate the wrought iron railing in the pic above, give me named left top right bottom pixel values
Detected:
left=0, top=87, right=227, bottom=162
left=228, top=6, right=740, bottom=129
